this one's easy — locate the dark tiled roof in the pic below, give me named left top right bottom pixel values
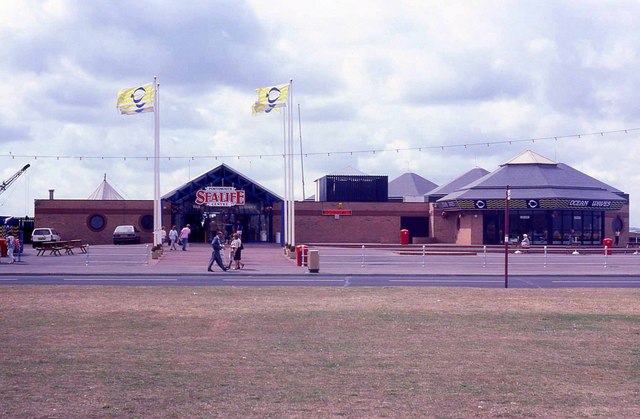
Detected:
left=426, top=167, right=489, bottom=197
left=443, top=187, right=625, bottom=201
left=162, top=163, right=283, bottom=204
left=388, top=173, right=438, bottom=197
left=438, top=157, right=626, bottom=203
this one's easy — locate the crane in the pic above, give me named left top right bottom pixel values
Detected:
left=0, top=164, right=30, bottom=195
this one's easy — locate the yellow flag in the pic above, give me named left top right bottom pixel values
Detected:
left=252, top=83, right=288, bottom=114
left=117, top=83, right=155, bottom=115
left=252, top=101, right=286, bottom=115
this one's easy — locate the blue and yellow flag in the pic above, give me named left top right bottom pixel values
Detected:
left=252, top=83, right=289, bottom=114
left=117, top=83, right=155, bottom=115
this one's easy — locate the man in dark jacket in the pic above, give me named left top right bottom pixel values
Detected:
left=208, top=231, right=228, bottom=272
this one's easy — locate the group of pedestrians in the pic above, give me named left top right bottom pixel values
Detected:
left=164, top=223, right=244, bottom=272
left=163, top=225, right=191, bottom=251
left=208, top=231, right=244, bottom=272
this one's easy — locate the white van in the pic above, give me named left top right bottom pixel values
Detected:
left=31, top=228, right=61, bottom=248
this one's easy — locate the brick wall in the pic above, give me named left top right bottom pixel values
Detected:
left=34, top=199, right=171, bottom=245
left=604, top=204, right=630, bottom=246
left=273, top=201, right=430, bottom=244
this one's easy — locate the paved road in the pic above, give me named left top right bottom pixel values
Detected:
left=3, top=273, right=640, bottom=288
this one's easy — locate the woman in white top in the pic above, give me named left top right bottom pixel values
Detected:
left=230, top=233, right=244, bottom=270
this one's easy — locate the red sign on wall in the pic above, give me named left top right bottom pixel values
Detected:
left=195, top=187, right=245, bottom=207
left=322, top=209, right=352, bottom=216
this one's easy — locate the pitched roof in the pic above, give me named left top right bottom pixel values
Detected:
left=87, top=175, right=125, bottom=200
left=328, top=166, right=367, bottom=176
left=426, top=167, right=490, bottom=198
left=388, top=173, right=438, bottom=197
left=162, top=163, right=282, bottom=205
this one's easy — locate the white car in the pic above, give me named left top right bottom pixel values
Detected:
left=113, top=225, right=141, bottom=244
left=31, top=228, right=61, bottom=248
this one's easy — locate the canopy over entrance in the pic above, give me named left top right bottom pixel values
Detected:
left=163, top=164, right=283, bottom=243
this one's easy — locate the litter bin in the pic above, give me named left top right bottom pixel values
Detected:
left=603, top=237, right=613, bottom=255
left=296, top=244, right=309, bottom=266
left=400, top=229, right=410, bottom=245
left=308, top=249, right=320, bottom=273
left=0, top=238, right=6, bottom=257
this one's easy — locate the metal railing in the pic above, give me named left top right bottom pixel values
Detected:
left=85, top=244, right=150, bottom=266
left=300, top=244, right=640, bottom=270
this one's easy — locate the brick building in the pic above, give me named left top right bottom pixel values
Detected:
left=34, top=151, right=630, bottom=247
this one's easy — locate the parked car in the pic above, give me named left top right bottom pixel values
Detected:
left=31, top=228, right=61, bottom=248
left=113, top=225, right=140, bottom=244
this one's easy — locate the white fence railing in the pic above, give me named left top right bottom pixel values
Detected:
left=300, top=244, right=640, bottom=270
left=85, top=245, right=150, bottom=266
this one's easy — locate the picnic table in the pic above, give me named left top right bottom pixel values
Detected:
left=68, top=240, right=88, bottom=254
left=35, top=240, right=87, bottom=256
left=36, top=241, right=66, bottom=256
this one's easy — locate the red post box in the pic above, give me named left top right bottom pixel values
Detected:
left=296, top=244, right=309, bottom=266
left=400, top=229, right=410, bottom=245
left=0, top=238, right=5, bottom=257
left=602, top=238, right=613, bottom=255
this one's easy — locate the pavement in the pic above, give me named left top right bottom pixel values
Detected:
left=0, top=242, right=639, bottom=277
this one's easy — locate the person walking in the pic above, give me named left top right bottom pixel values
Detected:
left=208, top=231, right=228, bottom=272
left=169, top=226, right=178, bottom=250
left=234, top=220, right=243, bottom=239
left=180, top=224, right=191, bottom=251
left=160, top=227, right=167, bottom=247
left=6, top=234, right=15, bottom=264
left=230, top=233, right=244, bottom=270
left=226, top=237, right=235, bottom=270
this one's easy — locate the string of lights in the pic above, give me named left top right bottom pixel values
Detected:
left=5, top=127, right=639, bottom=161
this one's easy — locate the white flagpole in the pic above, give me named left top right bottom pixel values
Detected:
left=282, top=108, right=288, bottom=247
left=153, top=76, right=161, bottom=246
left=289, top=79, right=295, bottom=246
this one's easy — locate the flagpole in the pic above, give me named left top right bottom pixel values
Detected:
left=282, top=108, right=288, bottom=247
left=298, top=103, right=306, bottom=200
left=153, top=76, right=161, bottom=246
left=289, top=79, right=295, bottom=246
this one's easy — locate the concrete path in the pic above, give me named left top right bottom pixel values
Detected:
left=0, top=242, right=639, bottom=277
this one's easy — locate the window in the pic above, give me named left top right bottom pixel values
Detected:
left=139, top=214, right=154, bottom=232
left=87, top=214, right=106, bottom=232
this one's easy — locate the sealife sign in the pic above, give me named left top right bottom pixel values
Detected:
left=195, top=187, right=245, bottom=207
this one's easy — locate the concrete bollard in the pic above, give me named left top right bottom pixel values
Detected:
left=308, top=249, right=319, bottom=273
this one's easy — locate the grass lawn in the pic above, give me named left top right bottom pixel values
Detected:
left=1, top=286, right=639, bottom=417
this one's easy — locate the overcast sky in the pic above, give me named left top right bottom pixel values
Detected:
left=1, top=0, right=639, bottom=226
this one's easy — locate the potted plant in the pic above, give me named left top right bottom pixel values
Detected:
left=151, top=244, right=162, bottom=259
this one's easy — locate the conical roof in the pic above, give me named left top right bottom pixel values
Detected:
left=438, top=151, right=626, bottom=204
left=388, top=173, right=438, bottom=198
left=502, top=150, right=556, bottom=165
left=88, top=174, right=125, bottom=200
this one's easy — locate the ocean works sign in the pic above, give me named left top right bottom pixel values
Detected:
left=568, top=200, right=612, bottom=208
left=195, top=187, right=245, bottom=207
